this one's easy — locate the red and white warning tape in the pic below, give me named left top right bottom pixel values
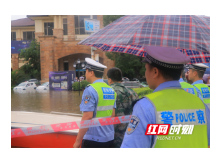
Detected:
left=11, top=115, right=132, bottom=138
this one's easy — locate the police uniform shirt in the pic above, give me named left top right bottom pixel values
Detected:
left=120, top=80, right=210, bottom=148
left=179, top=78, right=184, bottom=82
left=80, top=79, right=117, bottom=142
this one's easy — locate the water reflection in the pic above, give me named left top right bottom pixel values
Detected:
left=11, top=90, right=82, bottom=114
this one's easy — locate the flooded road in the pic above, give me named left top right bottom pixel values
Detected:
left=11, top=89, right=83, bottom=114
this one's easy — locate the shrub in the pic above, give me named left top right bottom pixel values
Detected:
left=11, top=70, right=30, bottom=87
left=132, top=87, right=153, bottom=98
left=72, top=81, right=82, bottom=91
left=72, top=80, right=90, bottom=90
left=80, top=80, right=90, bottom=89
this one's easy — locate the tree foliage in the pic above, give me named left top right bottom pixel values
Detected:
left=19, top=40, right=41, bottom=79
left=11, top=70, right=30, bottom=87
left=103, top=15, right=146, bottom=80
left=103, top=15, right=125, bottom=27
left=132, top=87, right=153, bottom=98
left=106, top=52, right=145, bottom=79
left=72, top=80, right=90, bottom=91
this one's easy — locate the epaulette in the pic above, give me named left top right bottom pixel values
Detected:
left=85, top=85, right=91, bottom=89
left=131, top=97, right=145, bottom=108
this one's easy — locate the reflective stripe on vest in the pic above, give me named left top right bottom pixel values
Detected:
left=194, top=84, right=210, bottom=108
left=89, top=82, right=117, bottom=118
left=97, top=105, right=114, bottom=111
left=145, top=88, right=208, bottom=148
left=180, top=82, right=197, bottom=96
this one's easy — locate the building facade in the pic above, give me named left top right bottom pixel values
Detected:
left=11, top=15, right=115, bottom=83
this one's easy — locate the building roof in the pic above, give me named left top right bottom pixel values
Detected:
left=27, top=15, right=49, bottom=17
left=11, top=17, right=35, bottom=27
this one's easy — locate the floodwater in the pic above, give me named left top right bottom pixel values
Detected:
left=11, top=89, right=83, bottom=114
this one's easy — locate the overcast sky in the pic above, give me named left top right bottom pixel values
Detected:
left=11, top=15, right=27, bottom=20
left=11, top=15, right=210, bottom=21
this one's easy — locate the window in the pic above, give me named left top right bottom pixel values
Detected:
left=63, top=18, right=68, bottom=35
left=74, top=15, right=97, bottom=35
left=44, top=22, right=54, bottom=35
left=64, top=62, right=69, bottom=71
left=23, top=31, right=35, bottom=40
left=11, top=32, right=16, bottom=40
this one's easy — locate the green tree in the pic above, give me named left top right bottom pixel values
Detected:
left=19, top=40, right=41, bottom=79
left=103, top=15, right=145, bottom=80
left=107, top=52, right=145, bottom=79
left=103, top=15, right=124, bottom=27
left=11, top=70, right=30, bottom=87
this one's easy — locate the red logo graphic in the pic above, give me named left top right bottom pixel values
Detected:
left=145, top=124, right=170, bottom=135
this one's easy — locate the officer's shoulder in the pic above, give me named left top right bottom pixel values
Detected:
left=132, top=97, right=149, bottom=108
left=84, top=85, right=95, bottom=93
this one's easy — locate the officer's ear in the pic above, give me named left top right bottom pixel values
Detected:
left=153, top=67, right=160, bottom=78
left=108, top=78, right=112, bottom=85
left=192, top=69, right=198, bottom=77
left=90, top=70, right=95, bottom=77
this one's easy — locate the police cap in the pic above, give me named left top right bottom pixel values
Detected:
left=142, top=46, right=191, bottom=69
left=185, top=63, right=209, bottom=72
left=83, top=58, right=107, bottom=72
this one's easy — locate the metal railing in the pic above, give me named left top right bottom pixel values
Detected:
left=50, top=111, right=82, bottom=117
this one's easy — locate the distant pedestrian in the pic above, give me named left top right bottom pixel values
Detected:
left=80, top=76, right=84, bottom=81
left=74, top=77, right=79, bottom=82
left=107, top=67, right=139, bottom=148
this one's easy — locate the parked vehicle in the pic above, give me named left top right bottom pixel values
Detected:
left=13, top=82, right=37, bottom=91
left=122, top=81, right=141, bottom=88
left=132, top=78, right=140, bottom=82
left=140, top=82, right=148, bottom=88
left=36, top=82, right=49, bottom=91
left=122, top=77, right=129, bottom=81
left=28, top=79, right=40, bottom=85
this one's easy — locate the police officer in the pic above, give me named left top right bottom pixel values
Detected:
left=73, top=58, right=117, bottom=148
left=179, top=70, right=197, bottom=95
left=120, top=46, right=210, bottom=148
left=186, top=64, right=210, bottom=108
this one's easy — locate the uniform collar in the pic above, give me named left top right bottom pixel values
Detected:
left=179, top=78, right=184, bottom=82
left=93, top=79, right=104, bottom=84
left=153, top=80, right=181, bottom=93
left=192, top=80, right=204, bottom=85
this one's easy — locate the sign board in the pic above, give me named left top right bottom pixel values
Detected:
left=11, top=40, right=31, bottom=54
left=95, top=54, right=99, bottom=62
left=84, top=19, right=100, bottom=33
left=49, top=71, right=75, bottom=91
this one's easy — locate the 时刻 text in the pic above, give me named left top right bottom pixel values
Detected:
left=145, top=124, right=194, bottom=135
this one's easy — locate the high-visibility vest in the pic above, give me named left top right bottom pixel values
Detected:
left=194, top=84, right=210, bottom=108
left=145, top=88, right=208, bottom=148
left=180, top=82, right=197, bottom=96
left=89, top=82, right=117, bottom=118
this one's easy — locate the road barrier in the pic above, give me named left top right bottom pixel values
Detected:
left=11, top=115, right=132, bottom=138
